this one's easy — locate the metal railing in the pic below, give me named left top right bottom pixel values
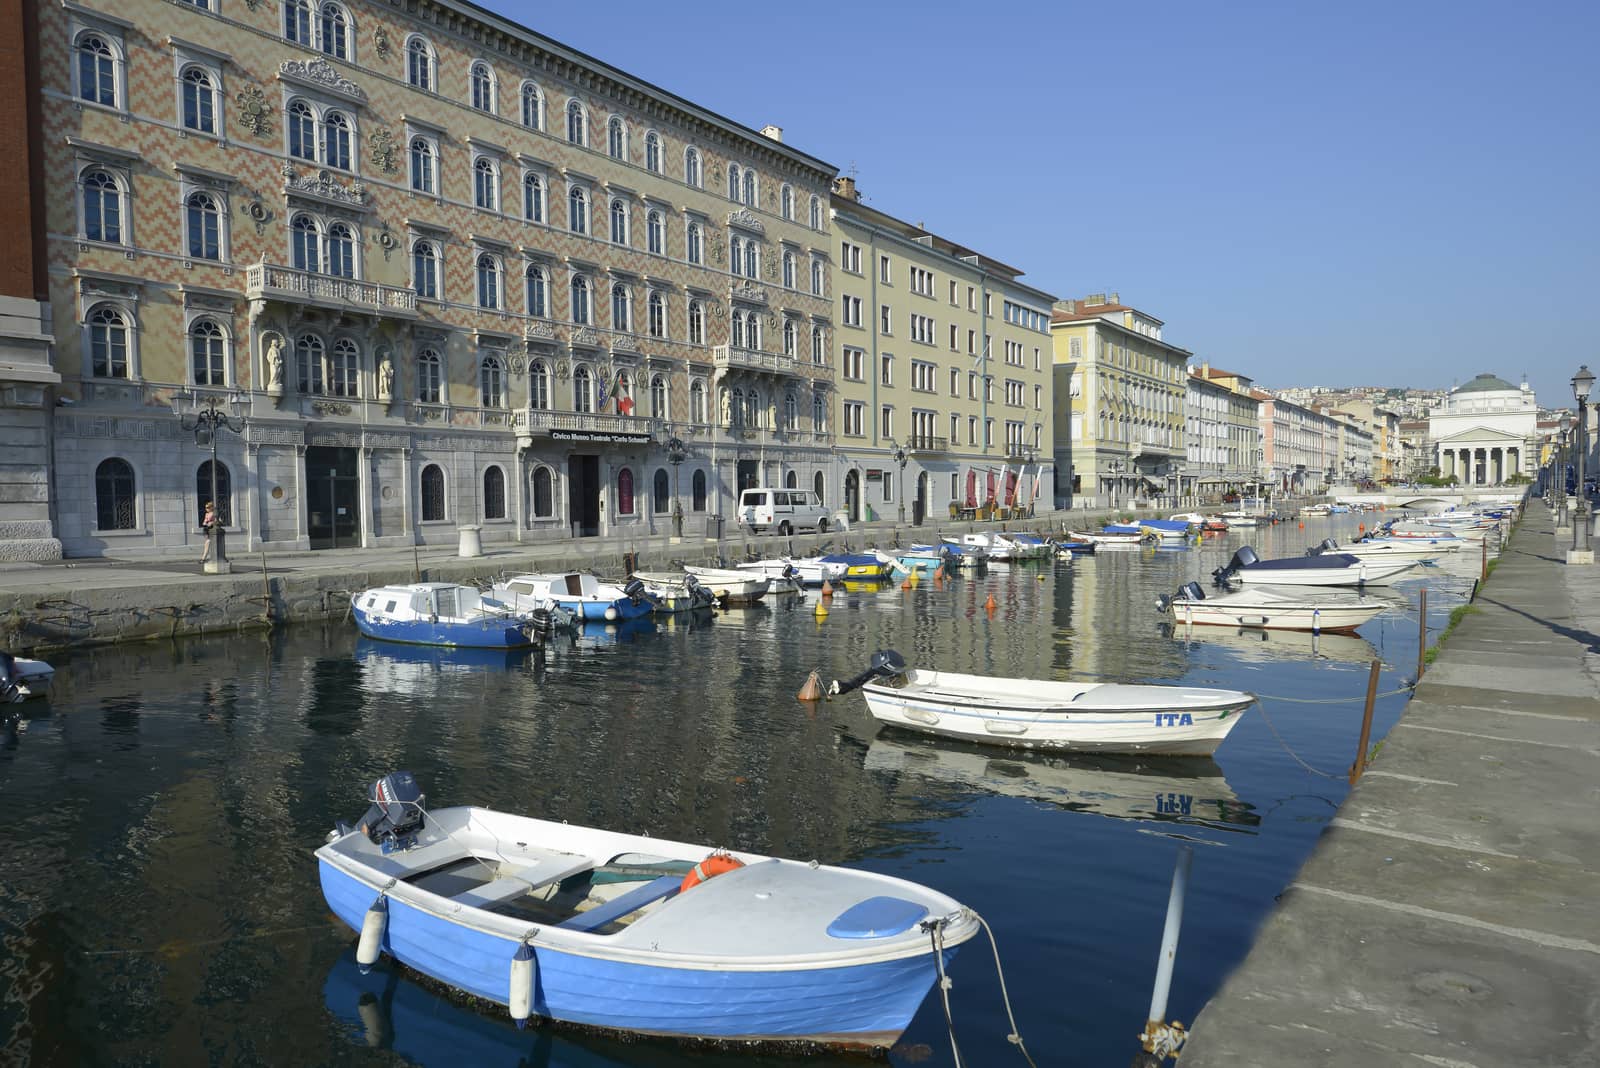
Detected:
left=512, top=409, right=649, bottom=435
left=908, top=434, right=948, bottom=454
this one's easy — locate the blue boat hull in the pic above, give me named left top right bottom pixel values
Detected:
left=549, top=596, right=655, bottom=622
left=319, top=861, right=951, bottom=1048
left=353, top=608, right=535, bottom=649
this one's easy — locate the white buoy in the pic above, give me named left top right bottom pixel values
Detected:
left=510, top=940, right=536, bottom=1028
left=604, top=605, right=619, bottom=621
left=356, top=895, right=388, bottom=974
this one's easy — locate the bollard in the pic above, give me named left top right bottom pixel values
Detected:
left=1416, top=586, right=1427, bottom=682
left=1348, top=659, right=1382, bottom=784
left=1480, top=538, right=1487, bottom=583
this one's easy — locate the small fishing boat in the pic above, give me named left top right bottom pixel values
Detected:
left=1137, top=518, right=1193, bottom=542
left=629, top=571, right=718, bottom=613
left=1054, top=536, right=1095, bottom=556
left=957, top=533, right=1012, bottom=561
left=1299, top=503, right=1333, bottom=517
left=830, top=651, right=1253, bottom=755
left=492, top=574, right=655, bottom=623
left=736, top=557, right=845, bottom=586
left=1003, top=533, right=1052, bottom=559
left=927, top=542, right=986, bottom=569
left=682, top=565, right=771, bottom=604
left=1, top=653, right=54, bottom=702
left=352, top=583, right=542, bottom=649
left=1169, top=512, right=1226, bottom=532
left=1213, top=546, right=1418, bottom=587
left=1383, top=519, right=1493, bottom=540
left=316, top=772, right=979, bottom=1050
left=895, top=544, right=954, bottom=572
left=1307, top=537, right=1450, bottom=562
left=1218, top=511, right=1265, bottom=528
left=819, top=552, right=893, bottom=579
left=1157, top=580, right=1387, bottom=632
left=1068, top=528, right=1144, bottom=546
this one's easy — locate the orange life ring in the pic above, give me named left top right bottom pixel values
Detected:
left=680, top=850, right=745, bottom=893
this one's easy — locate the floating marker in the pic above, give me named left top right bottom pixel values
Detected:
left=797, top=669, right=824, bottom=702
left=820, top=580, right=833, bottom=598
left=509, top=941, right=536, bottom=1028
left=356, top=895, right=388, bottom=974
left=984, top=593, right=997, bottom=613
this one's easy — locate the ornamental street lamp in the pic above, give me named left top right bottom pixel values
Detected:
left=1108, top=459, right=1124, bottom=509
left=1572, top=365, right=1594, bottom=555
left=891, top=440, right=908, bottom=523
left=175, top=393, right=246, bottom=574
left=1556, top=424, right=1572, bottom=529
left=665, top=433, right=688, bottom=539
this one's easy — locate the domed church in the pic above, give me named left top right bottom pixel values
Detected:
left=1427, top=374, right=1538, bottom=484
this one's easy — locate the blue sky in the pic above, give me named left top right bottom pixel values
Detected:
left=484, top=0, right=1598, bottom=410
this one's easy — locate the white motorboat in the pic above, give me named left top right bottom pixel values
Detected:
left=1157, top=580, right=1388, bottom=632
left=628, top=571, right=718, bottom=613
left=1170, top=512, right=1228, bottom=532
left=830, top=651, right=1253, bottom=756
left=682, top=565, right=771, bottom=604
left=1307, top=537, right=1451, bottom=562
left=1068, top=528, right=1144, bottom=546
left=1218, top=511, right=1265, bottom=527
left=2, top=653, right=53, bottom=702
left=736, top=556, right=846, bottom=586
left=1213, top=546, right=1418, bottom=587
left=491, top=574, right=655, bottom=623
left=958, top=533, right=1013, bottom=561
left=1384, top=519, right=1493, bottom=541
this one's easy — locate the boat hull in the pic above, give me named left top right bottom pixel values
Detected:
left=1232, top=559, right=1417, bottom=586
left=1167, top=600, right=1384, bottom=632
left=353, top=609, right=535, bottom=649
left=548, top=596, right=654, bottom=622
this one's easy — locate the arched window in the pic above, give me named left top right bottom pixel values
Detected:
left=565, top=99, right=585, bottom=145
left=521, top=82, right=543, bottom=129
left=95, top=458, right=136, bottom=531
left=652, top=469, right=670, bottom=514
left=689, top=380, right=705, bottom=424
left=572, top=366, right=592, bottom=412
left=417, top=348, right=441, bottom=402
left=810, top=324, right=825, bottom=364
left=814, top=470, right=825, bottom=505
left=782, top=318, right=797, bottom=357
left=323, top=110, right=352, bottom=171
left=647, top=291, right=665, bottom=338
left=189, top=318, right=226, bottom=386
left=329, top=338, right=358, bottom=397
left=420, top=464, right=445, bottom=521
left=528, top=359, right=549, bottom=410
left=691, top=469, right=707, bottom=512
left=295, top=334, right=324, bottom=394
left=525, top=264, right=547, bottom=317
left=76, top=33, right=119, bottom=107
left=727, top=163, right=740, bottom=201
left=784, top=393, right=798, bottom=431
left=184, top=192, right=222, bottom=261
left=742, top=169, right=756, bottom=207
left=409, top=137, right=435, bottom=193
left=480, top=355, right=505, bottom=408
left=729, top=387, right=743, bottom=425
left=650, top=374, right=666, bottom=418
left=317, top=1, right=351, bottom=59
left=813, top=392, right=826, bottom=432
left=644, top=131, right=661, bottom=173
left=780, top=184, right=793, bottom=220
left=684, top=146, right=701, bottom=187
left=180, top=67, right=215, bottom=133
left=88, top=305, right=130, bottom=378
left=406, top=36, right=434, bottom=91
left=745, top=387, right=760, bottom=427
left=616, top=467, right=635, bottom=515
left=532, top=466, right=554, bottom=517
left=810, top=256, right=824, bottom=296
left=476, top=254, right=500, bottom=309
left=283, top=0, right=312, bottom=45
left=288, top=100, right=316, bottom=160
left=687, top=299, right=704, bottom=345
left=646, top=209, right=664, bottom=255
left=809, top=195, right=821, bottom=229
left=196, top=460, right=231, bottom=526
left=483, top=465, right=506, bottom=520
left=782, top=250, right=795, bottom=289
left=523, top=172, right=544, bottom=222
left=570, top=275, right=590, bottom=324
left=686, top=221, right=703, bottom=265
left=785, top=469, right=798, bottom=489
left=606, top=116, right=625, bottom=159
left=81, top=169, right=122, bottom=243
left=744, top=239, right=758, bottom=279
left=609, top=197, right=628, bottom=244
left=326, top=222, right=355, bottom=278
left=610, top=283, right=630, bottom=332
left=568, top=185, right=587, bottom=234
left=474, top=157, right=498, bottom=211
left=730, top=309, right=744, bottom=349
left=470, top=62, right=495, bottom=113
left=412, top=240, right=439, bottom=298
left=729, top=235, right=744, bottom=278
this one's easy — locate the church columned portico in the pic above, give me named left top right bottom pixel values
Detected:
left=1429, top=374, right=1537, bottom=487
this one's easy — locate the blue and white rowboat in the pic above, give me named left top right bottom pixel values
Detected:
left=492, top=573, right=655, bottom=623
left=353, top=583, right=537, bottom=649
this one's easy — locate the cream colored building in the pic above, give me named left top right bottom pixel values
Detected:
left=1429, top=374, right=1539, bottom=485
left=1185, top=364, right=1260, bottom=493
left=831, top=180, right=1054, bottom=523
left=1051, top=294, right=1190, bottom=506
left=42, top=0, right=836, bottom=556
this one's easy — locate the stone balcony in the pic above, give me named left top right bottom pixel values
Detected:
left=246, top=263, right=418, bottom=317
left=908, top=434, right=949, bottom=454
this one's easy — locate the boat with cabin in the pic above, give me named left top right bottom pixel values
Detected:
left=352, top=583, right=545, bottom=649
left=492, top=574, right=655, bottom=623
left=1, top=653, right=53, bottom=702
left=1157, top=580, right=1388, bottom=632
left=1212, top=546, right=1418, bottom=587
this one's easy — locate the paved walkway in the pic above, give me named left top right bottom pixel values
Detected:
left=1181, top=502, right=1600, bottom=1066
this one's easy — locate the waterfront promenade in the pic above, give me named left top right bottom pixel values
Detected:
left=1182, top=502, right=1600, bottom=1066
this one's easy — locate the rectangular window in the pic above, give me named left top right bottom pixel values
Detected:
left=968, top=415, right=977, bottom=445
left=909, top=266, right=934, bottom=296
left=949, top=367, right=959, bottom=396
left=950, top=413, right=959, bottom=442
left=948, top=323, right=958, bottom=350
left=911, top=360, right=936, bottom=392
left=840, top=241, right=861, bottom=273
left=843, top=401, right=864, bottom=436
left=967, top=286, right=975, bottom=311
left=842, top=347, right=865, bottom=381
left=949, top=279, right=958, bottom=305
left=985, top=419, right=994, bottom=447
left=879, top=404, right=892, bottom=440
left=880, top=304, right=892, bottom=334
left=879, top=254, right=891, bottom=284
left=968, top=370, right=977, bottom=399
left=909, top=313, right=934, bottom=345
left=880, top=353, right=892, bottom=386
left=842, top=295, right=862, bottom=327
left=966, top=329, right=976, bottom=355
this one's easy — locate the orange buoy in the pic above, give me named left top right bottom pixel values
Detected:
left=984, top=593, right=997, bottom=613
left=680, top=850, right=745, bottom=893
left=901, top=576, right=912, bottom=590
left=796, top=670, right=824, bottom=702
left=1298, top=521, right=1304, bottom=529
left=1359, top=523, right=1366, bottom=532
left=820, top=580, right=834, bottom=598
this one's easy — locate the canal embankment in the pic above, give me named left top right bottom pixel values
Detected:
left=1180, top=501, right=1600, bottom=1067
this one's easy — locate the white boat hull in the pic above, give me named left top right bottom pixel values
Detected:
left=1167, top=597, right=1385, bottom=632
left=1232, top=558, right=1418, bottom=586
left=683, top=566, right=771, bottom=603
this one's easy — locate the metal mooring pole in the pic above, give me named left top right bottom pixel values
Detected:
left=1139, top=845, right=1195, bottom=1062
left=1349, top=659, right=1382, bottom=784
left=1416, top=586, right=1427, bottom=682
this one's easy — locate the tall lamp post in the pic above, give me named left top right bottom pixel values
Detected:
left=665, top=433, right=687, bottom=539
left=1556, top=424, right=1571, bottom=529
left=891, top=440, right=907, bottom=523
left=1571, top=365, right=1594, bottom=557
left=176, top=393, right=246, bottom=574
left=1108, top=459, right=1123, bottom=510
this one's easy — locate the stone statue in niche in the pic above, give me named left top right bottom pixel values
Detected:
left=377, top=353, right=395, bottom=403
left=264, top=335, right=285, bottom=402
left=720, top=388, right=731, bottom=427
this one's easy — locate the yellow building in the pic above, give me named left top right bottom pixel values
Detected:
left=831, top=179, right=1055, bottom=522
left=1051, top=294, right=1190, bottom=506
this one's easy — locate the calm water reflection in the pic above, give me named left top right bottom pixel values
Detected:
left=0, top=517, right=1484, bottom=1066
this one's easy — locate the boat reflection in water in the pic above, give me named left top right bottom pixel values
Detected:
left=1163, top=623, right=1381, bottom=665
left=862, top=731, right=1258, bottom=832
left=322, top=949, right=799, bottom=1068
left=353, top=638, right=536, bottom=691
left=567, top=617, right=658, bottom=650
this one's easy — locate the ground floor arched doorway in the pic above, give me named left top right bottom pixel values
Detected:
left=844, top=469, right=861, bottom=523
left=913, top=472, right=927, bottom=526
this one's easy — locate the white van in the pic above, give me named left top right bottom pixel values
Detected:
left=737, top=488, right=832, bottom=535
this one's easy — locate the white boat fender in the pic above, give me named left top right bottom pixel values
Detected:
left=356, top=894, right=388, bottom=974
left=604, top=605, right=620, bottom=622
left=509, top=938, right=537, bottom=1029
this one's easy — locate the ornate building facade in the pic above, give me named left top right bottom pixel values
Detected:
left=42, top=0, right=835, bottom=556
left=1428, top=373, right=1538, bottom=485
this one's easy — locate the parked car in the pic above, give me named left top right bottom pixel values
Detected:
left=737, top=488, right=832, bottom=535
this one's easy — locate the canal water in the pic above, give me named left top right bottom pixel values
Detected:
left=0, top=516, right=1490, bottom=1067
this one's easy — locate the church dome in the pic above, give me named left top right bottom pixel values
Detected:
left=1454, top=373, right=1517, bottom=394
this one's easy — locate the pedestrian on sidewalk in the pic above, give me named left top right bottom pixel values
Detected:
left=199, top=501, right=218, bottom=564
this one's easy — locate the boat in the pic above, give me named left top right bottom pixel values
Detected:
left=1, top=653, right=53, bottom=701
left=1165, top=624, right=1381, bottom=666
left=1156, top=580, right=1388, bottom=632
left=1054, top=536, right=1095, bottom=556
left=1306, top=537, right=1450, bottom=562
left=629, top=571, right=718, bottom=613
left=1299, top=503, right=1333, bottom=517
left=1170, top=512, right=1227, bottom=532
left=1212, top=546, right=1419, bottom=587
left=736, top=556, right=845, bottom=586
left=819, top=552, right=893, bottom=579
left=926, top=541, right=985, bottom=569
left=492, top=573, right=655, bottom=623
left=316, top=771, right=979, bottom=1051
left=830, top=650, right=1254, bottom=755
left=889, top=545, right=949, bottom=572
left=1383, top=519, right=1493, bottom=541
left=352, top=583, right=544, bottom=649
left=868, top=548, right=916, bottom=578
left=1068, top=528, right=1144, bottom=546
left=1003, top=532, right=1052, bottom=559
left=682, top=565, right=771, bottom=604
left=957, top=533, right=1012, bottom=561
left=1138, top=518, right=1194, bottom=542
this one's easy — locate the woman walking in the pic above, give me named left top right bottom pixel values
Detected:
left=199, top=501, right=218, bottom=564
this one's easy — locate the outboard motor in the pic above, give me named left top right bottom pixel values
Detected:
left=341, top=771, right=426, bottom=851
left=782, top=563, right=801, bottom=583
left=0, top=652, right=20, bottom=705
left=1180, top=581, right=1206, bottom=602
left=623, top=578, right=648, bottom=605
left=828, top=649, right=910, bottom=696
left=527, top=606, right=556, bottom=639
left=1213, top=546, right=1258, bottom=586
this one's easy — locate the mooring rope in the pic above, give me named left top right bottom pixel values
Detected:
left=975, top=911, right=1039, bottom=1067
left=1254, top=686, right=1414, bottom=705
left=1250, top=699, right=1342, bottom=781
left=924, top=913, right=1038, bottom=1068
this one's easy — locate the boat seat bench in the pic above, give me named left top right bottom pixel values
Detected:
left=449, top=854, right=593, bottom=910
left=557, top=874, right=681, bottom=932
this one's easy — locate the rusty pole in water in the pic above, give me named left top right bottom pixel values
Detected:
left=1348, top=659, right=1382, bottom=784
left=1416, top=587, right=1427, bottom=682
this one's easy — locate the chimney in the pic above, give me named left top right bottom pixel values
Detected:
left=1109, top=291, right=1120, bottom=304
left=1085, top=293, right=1106, bottom=305
left=1052, top=299, right=1077, bottom=314
left=1202, top=360, right=1210, bottom=377
left=832, top=176, right=859, bottom=201
left=759, top=124, right=784, bottom=143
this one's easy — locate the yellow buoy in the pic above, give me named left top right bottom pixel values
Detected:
left=814, top=600, right=829, bottom=618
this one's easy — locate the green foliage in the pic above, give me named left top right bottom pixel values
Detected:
left=1423, top=604, right=1479, bottom=665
